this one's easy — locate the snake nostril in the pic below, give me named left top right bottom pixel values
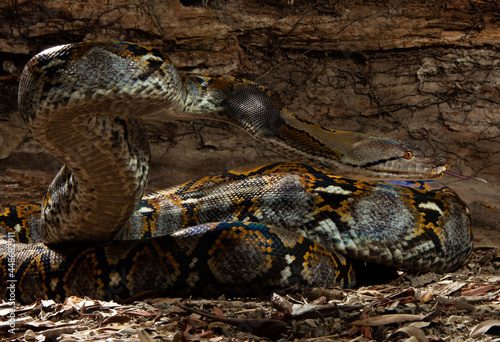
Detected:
left=434, top=155, right=449, bottom=168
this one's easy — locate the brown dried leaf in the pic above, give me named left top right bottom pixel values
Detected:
left=39, top=325, right=79, bottom=339
left=0, top=302, right=37, bottom=316
left=434, top=281, right=467, bottom=296
left=410, top=273, right=438, bottom=287
left=386, top=288, right=416, bottom=301
left=436, top=296, right=475, bottom=311
left=310, top=296, right=328, bottom=305
left=101, top=314, right=133, bottom=325
left=461, top=284, right=497, bottom=297
left=271, top=292, right=362, bottom=319
left=469, top=320, right=500, bottom=337
left=173, top=302, right=287, bottom=340
left=420, top=288, right=433, bottom=303
left=351, top=314, right=426, bottom=326
left=212, top=306, right=225, bottom=317
left=123, top=309, right=157, bottom=317
left=46, top=306, right=75, bottom=321
left=137, top=329, right=155, bottom=342
left=151, top=297, right=183, bottom=306
left=270, top=293, right=293, bottom=314
left=387, top=326, right=428, bottom=342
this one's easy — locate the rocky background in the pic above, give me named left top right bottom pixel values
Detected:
left=0, top=0, right=498, bottom=234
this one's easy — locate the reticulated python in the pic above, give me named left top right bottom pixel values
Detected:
left=0, top=42, right=473, bottom=304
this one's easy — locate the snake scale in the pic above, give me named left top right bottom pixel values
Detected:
left=0, top=42, right=472, bottom=304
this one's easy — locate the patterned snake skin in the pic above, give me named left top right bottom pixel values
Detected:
left=0, top=42, right=472, bottom=303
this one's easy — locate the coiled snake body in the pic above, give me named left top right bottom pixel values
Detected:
left=0, top=42, right=472, bottom=303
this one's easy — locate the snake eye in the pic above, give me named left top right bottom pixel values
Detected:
left=403, top=151, right=413, bottom=160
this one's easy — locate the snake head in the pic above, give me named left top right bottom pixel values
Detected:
left=225, top=84, right=451, bottom=182
left=340, top=136, right=450, bottom=180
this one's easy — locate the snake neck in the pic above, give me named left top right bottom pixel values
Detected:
left=178, top=75, right=448, bottom=180
left=34, top=114, right=150, bottom=244
left=225, top=88, right=449, bottom=180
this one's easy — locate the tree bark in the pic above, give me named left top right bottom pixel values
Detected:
left=0, top=0, right=498, bottom=229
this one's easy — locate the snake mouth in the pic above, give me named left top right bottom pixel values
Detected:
left=409, top=153, right=450, bottom=179
left=424, top=164, right=450, bottom=178
left=385, top=165, right=448, bottom=180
